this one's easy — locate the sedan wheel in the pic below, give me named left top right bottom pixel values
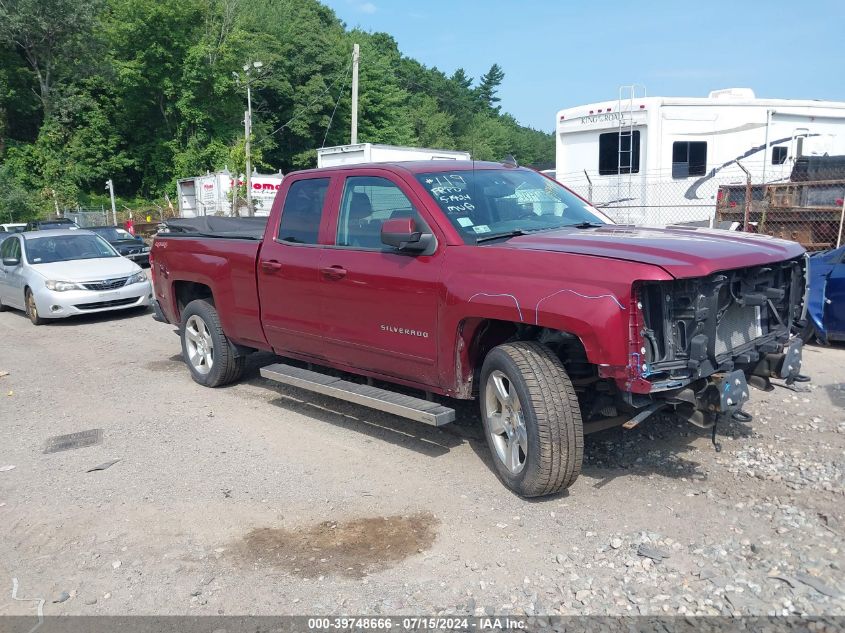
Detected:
left=184, top=314, right=215, bottom=374
left=25, top=289, right=45, bottom=326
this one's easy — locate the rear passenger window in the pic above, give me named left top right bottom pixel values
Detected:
left=336, top=176, right=427, bottom=249
left=277, top=178, right=330, bottom=244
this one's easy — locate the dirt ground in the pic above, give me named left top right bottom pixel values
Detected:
left=0, top=303, right=843, bottom=617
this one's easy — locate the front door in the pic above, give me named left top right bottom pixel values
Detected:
left=0, top=236, right=25, bottom=309
left=318, top=173, right=442, bottom=387
left=257, top=176, right=335, bottom=359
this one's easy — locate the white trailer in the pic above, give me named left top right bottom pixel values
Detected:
left=555, top=88, right=845, bottom=225
left=317, top=143, right=470, bottom=168
left=176, top=169, right=284, bottom=218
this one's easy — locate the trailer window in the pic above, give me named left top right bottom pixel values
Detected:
left=598, top=131, right=640, bottom=175
left=672, top=141, right=707, bottom=178
left=771, top=146, right=788, bottom=165
left=277, top=178, right=329, bottom=244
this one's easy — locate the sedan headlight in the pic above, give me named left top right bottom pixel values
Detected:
left=126, top=271, right=148, bottom=285
left=45, top=280, right=83, bottom=292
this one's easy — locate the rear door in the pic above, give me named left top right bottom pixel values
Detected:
left=257, top=175, right=337, bottom=357
left=318, top=171, right=443, bottom=387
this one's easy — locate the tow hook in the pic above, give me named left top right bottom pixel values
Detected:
left=777, top=338, right=804, bottom=384
left=714, top=370, right=751, bottom=413
left=708, top=370, right=751, bottom=453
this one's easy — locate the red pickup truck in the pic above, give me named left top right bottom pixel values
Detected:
left=151, top=161, right=807, bottom=497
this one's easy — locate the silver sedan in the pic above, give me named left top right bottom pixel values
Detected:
left=0, top=229, right=152, bottom=325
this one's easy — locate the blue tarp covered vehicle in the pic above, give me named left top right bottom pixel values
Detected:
left=806, top=245, right=845, bottom=342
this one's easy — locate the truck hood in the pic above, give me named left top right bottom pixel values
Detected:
left=499, top=225, right=805, bottom=278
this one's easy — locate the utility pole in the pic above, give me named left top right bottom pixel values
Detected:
left=106, top=179, right=117, bottom=225
left=351, top=44, right=360, bottom=144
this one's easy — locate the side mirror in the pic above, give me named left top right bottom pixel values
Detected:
left=2, top=257, right=20, bottom=266
left=381, top=218, right=432, bottom=252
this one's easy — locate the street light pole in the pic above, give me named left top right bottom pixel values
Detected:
left=245, top=81, right=253, bottom=217
left=106, top=179, right=117, bottom=225
left=236, top=61, right=263, bottom=217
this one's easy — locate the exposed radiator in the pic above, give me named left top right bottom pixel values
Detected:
left=715, top=303, right=763, bottom=356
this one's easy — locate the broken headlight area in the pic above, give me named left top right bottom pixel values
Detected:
left=637, top=256, right=806, bottom=390
left=583, top=257, right=807, bottom=436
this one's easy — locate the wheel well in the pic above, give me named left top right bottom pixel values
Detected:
left=457, top=319, right=591, bottom=397
left=173, top=281, right=213, bottom=318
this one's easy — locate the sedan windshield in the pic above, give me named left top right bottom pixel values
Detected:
left=416, top=168, right=609, bottom=243
left=91, top=227, right=135, bottom=242
left=24, top=234, right=119, bottom=264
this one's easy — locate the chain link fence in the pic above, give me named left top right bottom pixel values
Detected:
left=64, top=208, right=110, bottom=228
left=559, top=157, right=845, bottom=252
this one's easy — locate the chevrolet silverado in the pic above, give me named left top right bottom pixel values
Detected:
left=150, top=161, right=807, bottom=497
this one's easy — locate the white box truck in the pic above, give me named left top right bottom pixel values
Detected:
left=317, top=143, right=470, bottom=168
left=176, top=170, right=284, bottom=217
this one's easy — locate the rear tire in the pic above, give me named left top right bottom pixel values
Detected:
left=480, top=341, right=583, bottom=497
left=25, top=289, right=45, bottom=326
left=180, top=299, right=246, bottom=387
left=0, top=294, right=7, bottom=312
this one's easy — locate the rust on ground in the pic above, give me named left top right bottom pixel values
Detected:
left=233, top=513, right=438, bottom=578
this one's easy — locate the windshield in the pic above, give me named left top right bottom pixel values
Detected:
left=92, top=227, right=135, bottom=241
left=39, top=222, right=78, bottom=230
left=416, top=168, right=609, bottom=243
left=24, top=234, right=119, bottom=264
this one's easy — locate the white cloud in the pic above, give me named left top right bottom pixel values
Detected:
left=357, top=1, right=377, bottom=13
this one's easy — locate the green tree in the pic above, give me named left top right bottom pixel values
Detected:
left=476, top=63, right=505, bottom=113
left=0, top=0, right=553, bottom=215
left=0, top=0, right=103, bottom=117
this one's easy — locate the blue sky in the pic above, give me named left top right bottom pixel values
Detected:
left=322, top=0, right=845, bottom=132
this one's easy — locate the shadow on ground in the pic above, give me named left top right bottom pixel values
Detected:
left=4, top=304, right=150, bottom=327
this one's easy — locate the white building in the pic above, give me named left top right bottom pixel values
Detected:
left=555, top=88, right=845, bottom=225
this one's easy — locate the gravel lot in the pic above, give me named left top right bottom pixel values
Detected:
left=0, top=303, right=843, bottom=617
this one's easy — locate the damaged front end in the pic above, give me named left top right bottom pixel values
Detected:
left=624, top=256, right=807, bottom=431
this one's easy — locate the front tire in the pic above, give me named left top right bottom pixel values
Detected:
left=180, top=299, right=246, bottom=387
left=480, top=341, right=583, bottom=497
left=25, top=289, right=45, bottom=325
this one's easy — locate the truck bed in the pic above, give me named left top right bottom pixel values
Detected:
left=151, top=228, right=268, bottom=350
left=164, top=216, right=268, bottom=240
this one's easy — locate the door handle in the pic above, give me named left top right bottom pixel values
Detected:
left=261, top=260, right=283, bottom=273
left=320, top=265, right=347, bottom=280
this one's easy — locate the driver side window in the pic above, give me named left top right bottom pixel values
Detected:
left=1, top=237, right=20, bottom=261
left=336, top=176, right=427, bottom=249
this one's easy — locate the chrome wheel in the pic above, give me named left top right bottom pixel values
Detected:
left=484, top=370, right=528, bottom=474
left=184, top=315, right=214, bottom=375
left=27, top=293, right=37, bottom=320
